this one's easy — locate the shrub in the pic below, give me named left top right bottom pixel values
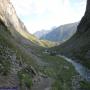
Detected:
left=18, top=70, right=32, bottom=89
left=80, top=81, right=90, bottom=90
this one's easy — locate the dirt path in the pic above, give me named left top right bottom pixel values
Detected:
left=31, top=76, right=53, bottom=90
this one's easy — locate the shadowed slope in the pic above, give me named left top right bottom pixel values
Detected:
left=52, top=0, right=90, bottom=69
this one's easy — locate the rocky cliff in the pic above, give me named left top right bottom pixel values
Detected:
left=0, top=0, right=51, bottom=48
left=53, top=0, right=90, bottom=69
left=77, top=0, right=90, bottom=33
left=0, top=0, right=24, bottom=37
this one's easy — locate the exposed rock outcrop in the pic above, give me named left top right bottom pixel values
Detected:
left=0, top=0, right=29, bottom=37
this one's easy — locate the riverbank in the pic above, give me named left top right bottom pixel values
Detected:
left=58, top=55, right=90, bottom=82
left=38, top=53, right=78, bottom=90
left=36, top=52, right=90, bottom=90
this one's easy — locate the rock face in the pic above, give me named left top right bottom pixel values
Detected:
left=0, top=0, right=29, bottom=36
left=54, top=0, right=90, bottom=69
left=77, top=0, right=90, bottom=33
left=40, top=22, right=78, bottom=42
left=0, top=0, right=47, bottom=47
left=0, top=0, right=21, bottom=35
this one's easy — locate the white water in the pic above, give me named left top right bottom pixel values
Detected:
left=59, top=55, right=90, bottom=82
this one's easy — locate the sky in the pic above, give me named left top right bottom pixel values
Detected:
left=11, top=0, right=87, bottom=34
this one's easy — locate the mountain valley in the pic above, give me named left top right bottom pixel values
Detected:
left=0, top=0, right=90, bottom=90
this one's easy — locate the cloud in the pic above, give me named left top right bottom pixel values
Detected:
left=11, top=0, right=86, bottom=33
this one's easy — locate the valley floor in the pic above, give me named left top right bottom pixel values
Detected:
left=32, top=51, right=90, bottom=90
left=31, top=77, right=53, bottom=90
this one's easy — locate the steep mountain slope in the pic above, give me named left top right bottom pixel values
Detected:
left=0, top=19, right=37, bottom=89
left=52, top=0, right=90, bottom=69
left=40, top=22, right=78, bottom=42
left=0, top=0, right=51, bottom=89
left=0, top=0, right=52, bottom=48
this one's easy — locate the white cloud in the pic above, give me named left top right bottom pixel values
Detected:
left=11, top=0, right=86, bottom=33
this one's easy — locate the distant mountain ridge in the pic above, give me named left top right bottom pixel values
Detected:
left=34, top=30, right=50, bottom=39
left=34, top=22, right=78, bottom=42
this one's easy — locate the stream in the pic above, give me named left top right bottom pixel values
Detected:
left=58, top=55, right=90, bottom=82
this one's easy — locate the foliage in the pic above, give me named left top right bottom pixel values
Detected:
left=38, top=54, right=77, bottom=90
left=18, top=70, right=32, bottom=89
left=80, top=81, right=90, bottom=90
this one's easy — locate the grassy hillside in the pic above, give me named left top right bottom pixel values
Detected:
left=0, top=18, right=55, bottom=90
left=0, top=19, right=40, bottom=89
left=36, top=51, right=90, bottom=90
left=40, top=40, right=57, bottom=48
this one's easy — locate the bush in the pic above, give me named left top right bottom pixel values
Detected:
left=0, top=59, right=11, bottom=75
left=80, top=81, right=90, bottom=90
left=24, top=74, right=32, bottom=88
left=18, top=70, right=32, bottom=89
